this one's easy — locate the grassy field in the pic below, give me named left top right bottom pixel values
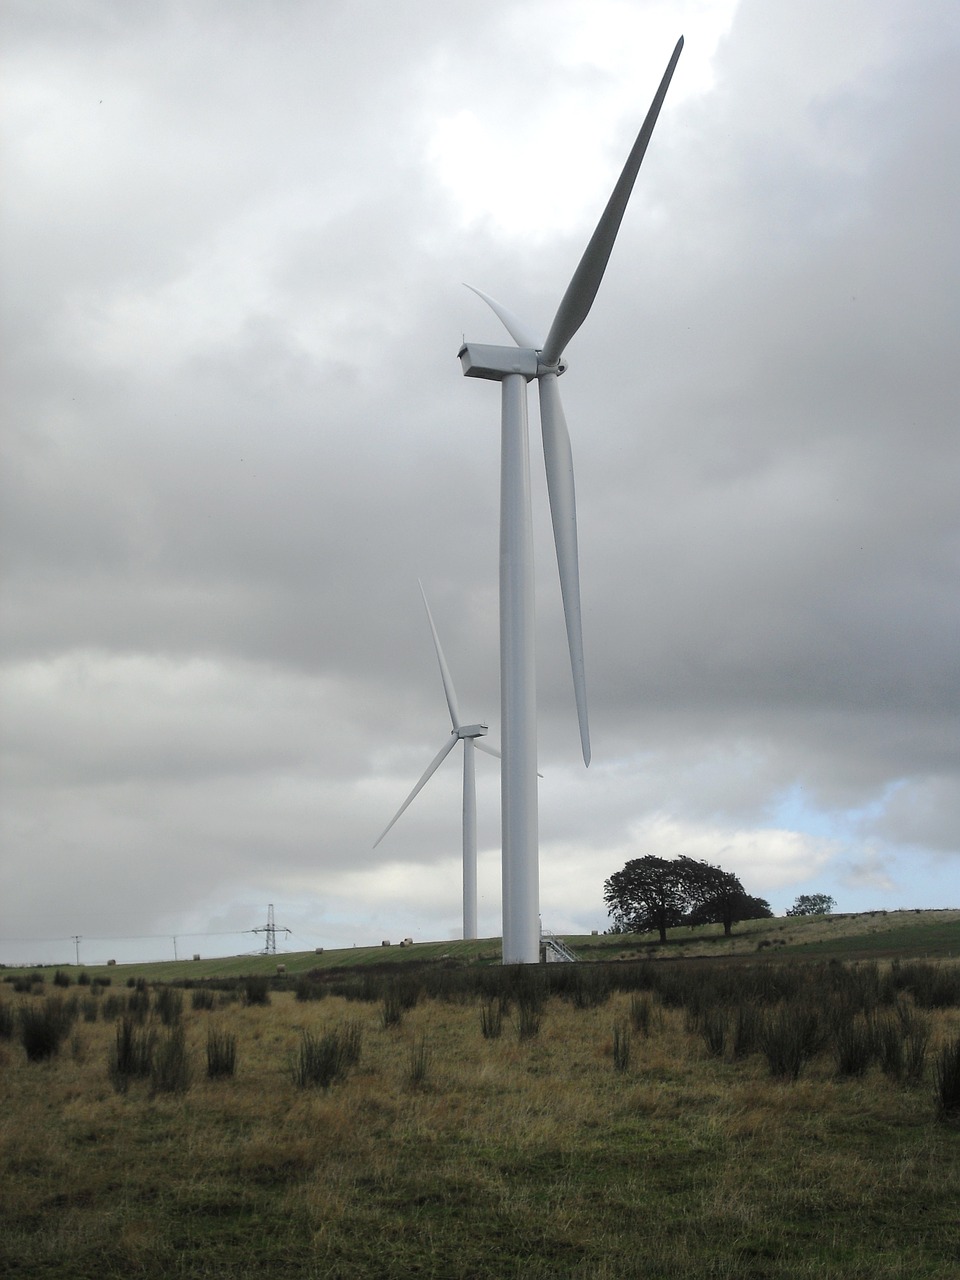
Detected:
left=5, top=908, right=960, bottom=987
left=3, top=953, right=960, bottom=1278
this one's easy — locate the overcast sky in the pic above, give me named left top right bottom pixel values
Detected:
left=2, top=0, right=957, bottom=966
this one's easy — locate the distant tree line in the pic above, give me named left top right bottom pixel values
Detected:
left=603, top=855, right=773, bottom=942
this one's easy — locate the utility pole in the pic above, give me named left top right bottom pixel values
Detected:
left=250, top=904, right=290, bottom=956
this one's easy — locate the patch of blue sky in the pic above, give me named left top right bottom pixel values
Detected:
left=762, top=779, right=951, bottom=913
left=768, top=780, right=906, bottom=843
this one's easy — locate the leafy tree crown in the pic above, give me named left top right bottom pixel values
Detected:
left=785, top=893, right=836, bottom=917
left=603, top=855, right=768, bottom=940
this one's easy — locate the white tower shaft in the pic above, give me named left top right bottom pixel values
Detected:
left=461, top=735, right=478, bottom=939
left=499, top=373, right=539, bottom=964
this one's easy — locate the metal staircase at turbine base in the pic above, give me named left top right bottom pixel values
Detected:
left=540, top=930, right=579, bottom=963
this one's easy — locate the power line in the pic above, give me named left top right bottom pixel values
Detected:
left=0, top=912, right=328, bottom=964
left=0, top=929, right=254, bottom=944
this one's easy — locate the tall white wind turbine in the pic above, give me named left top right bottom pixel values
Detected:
left=458, top=38, right=684, bottom=963
left=374, top=582, right=500, bottom=939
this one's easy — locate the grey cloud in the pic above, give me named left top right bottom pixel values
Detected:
left=2, top=0, right=958, bottom=961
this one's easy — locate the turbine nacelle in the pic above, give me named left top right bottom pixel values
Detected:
left=457, top=343, right=568, bottom=383
left=457, top=722, right=488, bottom=740
left=458, top=343, right=538, bottom=382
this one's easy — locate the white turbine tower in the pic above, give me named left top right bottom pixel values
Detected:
left=458, top=38, right=684, bottom=963
left=374, top=582, right=500, bottom=939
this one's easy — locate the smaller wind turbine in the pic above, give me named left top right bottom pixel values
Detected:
left=374, top=582, right=500, bottom=939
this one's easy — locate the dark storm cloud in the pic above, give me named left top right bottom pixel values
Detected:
left=1, top=0, right=957, bottom=959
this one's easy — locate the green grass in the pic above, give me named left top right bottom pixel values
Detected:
left=776, top=917, right=960, bottom=958
left=3, top=910, right=959, bottom=990
left=0, top=937, right=506, bottom=986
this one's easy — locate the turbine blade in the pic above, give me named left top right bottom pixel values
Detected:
left=373, top=735, right=459, bottom=847
left=539, top=374, right=590, bottom=765
left=418, top=581, right=462, bottom=730
left=541, top=36, right=683, bottom=367
left=464, top=284, right=542, bottom=350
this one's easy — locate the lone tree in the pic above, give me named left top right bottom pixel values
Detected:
left=605, top=855, right=772, bottom=941
left=603, top=855, right=696, bottom=942
left=685, top=864, right=773, bottom=936
left=786, top=893, right=836, bottom=917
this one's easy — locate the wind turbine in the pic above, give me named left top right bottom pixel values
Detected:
left=457, top=38, right=684, bottom=963
left=374, top=582, right=500, bottom=939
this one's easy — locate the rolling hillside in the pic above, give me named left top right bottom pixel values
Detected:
left=4, top=908, right=959, bottom=985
